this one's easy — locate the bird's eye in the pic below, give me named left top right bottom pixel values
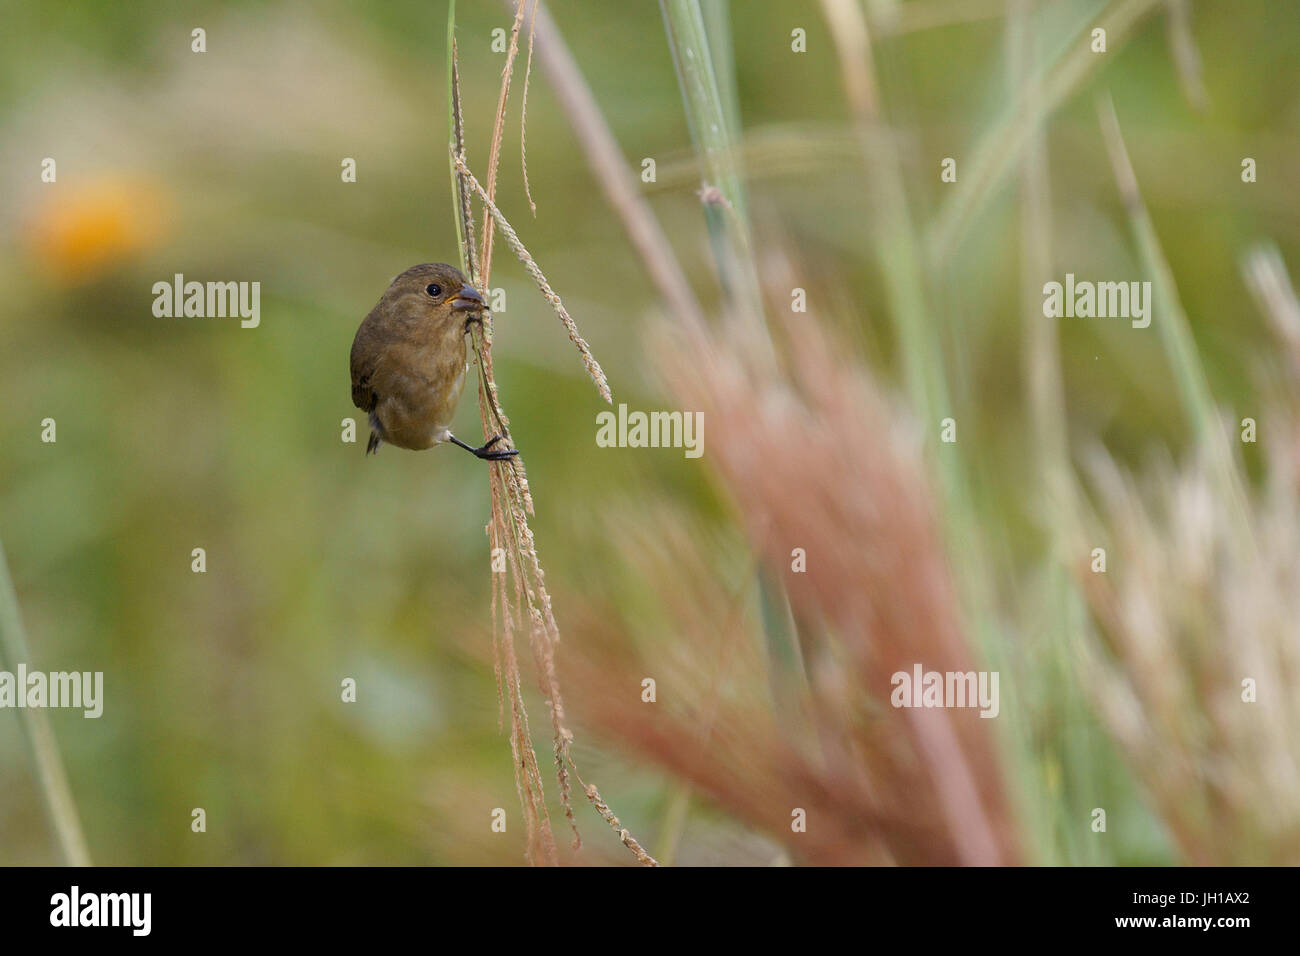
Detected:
left=425, top=283, right=442, bottom=297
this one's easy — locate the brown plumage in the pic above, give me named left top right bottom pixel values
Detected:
left=349, top=263, right=517, bottom=460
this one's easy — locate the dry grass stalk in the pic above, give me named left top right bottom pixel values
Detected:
left=454, top=154, right=611, bottom=403
left=582, top=784, right=658, bottom=867
left=478, top=0, right=528, bottom=286
left=450, top=34, right=555, bottom=865
left=450, top=4, right=653, bottom=865
left=519, top=0, right=540, bottom=216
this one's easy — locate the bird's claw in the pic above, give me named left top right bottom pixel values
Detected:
left=449, top=432, right=518, bottom=461
left=472, top=434, right=518, bottom=460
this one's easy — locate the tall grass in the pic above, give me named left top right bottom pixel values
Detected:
left=445, top=0, right=654, bottom=866
left=927, top=0, right=1163, bottom=263
left=527, top=0, right=1299, bottom=866
left=658, top=0, right=767, bottom=338
left=0, top=540, right=91, bottom=866
left=1096, top=91, right=1253, bottom=540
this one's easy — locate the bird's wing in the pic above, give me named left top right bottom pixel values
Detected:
left=353, top=337, right=424, bottom=416
left=350, top=328, right=381, bottom=412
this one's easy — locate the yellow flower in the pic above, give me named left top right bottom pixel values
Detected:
left=27, top=176, right=170, bottom=280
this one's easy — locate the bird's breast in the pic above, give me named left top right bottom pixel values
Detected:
left=372, top=333, right=468, bottom=450
left=436, top=360, right=468, bottom=428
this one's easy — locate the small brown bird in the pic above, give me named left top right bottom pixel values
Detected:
left=350, top=263, right=517, bottom=460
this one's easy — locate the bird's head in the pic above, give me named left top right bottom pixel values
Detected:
left=382, top=262, right=485, bottom=326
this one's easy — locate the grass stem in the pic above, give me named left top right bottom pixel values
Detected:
left=0, top=540, right=91, bottom=866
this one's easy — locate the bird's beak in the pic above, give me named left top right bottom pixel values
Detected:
left=450, top=284, right=485, bottom=311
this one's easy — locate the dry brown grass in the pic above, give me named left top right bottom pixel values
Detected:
left=1069, top=246, right=1300, bottom=865
left=447, top=0, right=653, bottom=866
left=560, top=308, right=1022, bottom=865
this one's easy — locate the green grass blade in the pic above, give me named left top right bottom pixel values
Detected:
left=0, top=540, right=91, bottom=866
left=927, top=0, right=1162, bottom=264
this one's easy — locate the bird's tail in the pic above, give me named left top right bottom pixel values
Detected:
left=366, top=431, right=381, bottom=455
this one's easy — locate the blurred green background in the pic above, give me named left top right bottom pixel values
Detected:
left=0, top=0, right=1296, bottom=864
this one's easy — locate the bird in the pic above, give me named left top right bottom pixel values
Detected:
left=350, top=263, right=517, bottom=461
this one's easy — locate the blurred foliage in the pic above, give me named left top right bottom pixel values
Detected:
left=0, top=0, right=1296, bottom=864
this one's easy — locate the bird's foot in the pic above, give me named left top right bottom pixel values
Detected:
left=449, top=433, right=519, bottom=461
